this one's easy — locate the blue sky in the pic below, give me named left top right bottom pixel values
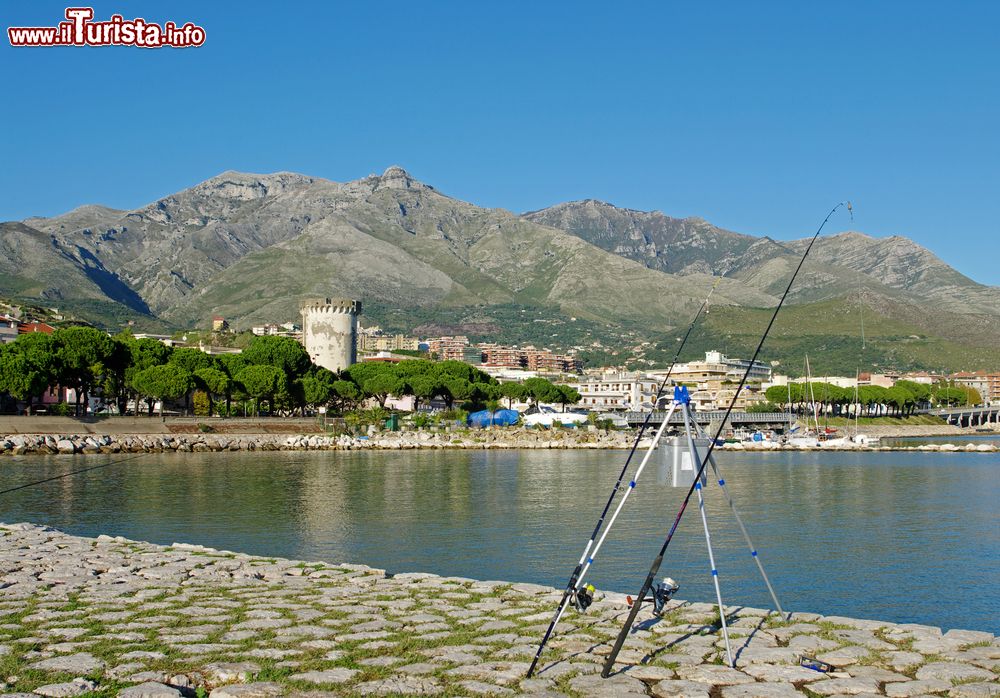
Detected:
left=3, top=1, right=998, bottom=284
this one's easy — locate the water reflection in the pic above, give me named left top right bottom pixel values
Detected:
left=0, top=448, right=996, bottom=633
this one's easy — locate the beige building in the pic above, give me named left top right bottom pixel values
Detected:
left=858, top=372, right=896, bottom=388
left=652, top=350, right=772, bottom=386
left=478, top=343, right=581, bottom=374
left=899, top=372, right=939, bottom=385
left=524, top=348, right=581, bottom=374
left=950, top=371, right=999, bottom=405
left=359, top=333, right=420, bottom=352
left=480, top=343, right=526, bottom=370
left=427, top=336, right=469, bottom=361
left=692, top=380, right=765, bottom=411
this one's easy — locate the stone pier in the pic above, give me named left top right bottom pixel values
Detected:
left=0, top=524, right=996, bottom=697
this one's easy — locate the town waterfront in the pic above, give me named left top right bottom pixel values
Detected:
left=2, top=448, right=997, bottom=634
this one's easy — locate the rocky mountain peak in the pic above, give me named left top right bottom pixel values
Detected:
left=377, top=165, right=417, bottom=191
left=191, top=171, right=315, bottom=198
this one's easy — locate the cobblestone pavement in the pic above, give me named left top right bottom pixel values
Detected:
left=0, top=523, right=996, bottom=697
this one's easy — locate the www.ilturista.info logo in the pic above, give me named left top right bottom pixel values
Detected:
left=8, top=7, right=206, bottom=48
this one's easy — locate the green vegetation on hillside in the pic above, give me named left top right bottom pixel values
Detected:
left=363, top=301, right=646, bottom=350
left=2, top=295, right=169, bottom=334
left=365, top=294, right=1000, bottom=373
left=679, top=297, right=1000, bottom=374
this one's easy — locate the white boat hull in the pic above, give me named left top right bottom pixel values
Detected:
left=522, top=412, right=589, bottom=428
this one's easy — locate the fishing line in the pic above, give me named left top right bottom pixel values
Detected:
left=601, top=201, right=852, bottom=677
left=0, top=452, right=147, bottom=497
left=526, top=276, right=723, bottom=677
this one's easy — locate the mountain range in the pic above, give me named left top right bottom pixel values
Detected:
left=3, top=166, right=998, bottom=373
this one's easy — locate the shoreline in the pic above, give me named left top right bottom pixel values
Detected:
left=1, top=426, right=997, bottom=456
left=0, top=522, right=996, bottom=697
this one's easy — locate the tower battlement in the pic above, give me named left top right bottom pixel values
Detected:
left=300, top=298, right=362, bottom=315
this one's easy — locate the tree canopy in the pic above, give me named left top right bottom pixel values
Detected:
left=242, top=336, right=311, bottom=378
left=54, top=326, right=115, bottom=415
left=0, top=346, right=49, bottom=414
left=130, top=364, right=194, bottom=419
left=0, top=331, right=584, bottom=419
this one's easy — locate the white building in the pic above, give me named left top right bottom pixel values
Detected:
left=0, top=315, right=18, bottom=344
left=577, top=372, right=661, bottom=411
left=766, top=374, right=858, bottom=390
left=649, top=350, right=771, bottom=386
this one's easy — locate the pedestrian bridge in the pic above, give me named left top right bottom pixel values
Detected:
left=928, top=405, right=1000, bottom=428
left=622, top=410, right=794, bottom=429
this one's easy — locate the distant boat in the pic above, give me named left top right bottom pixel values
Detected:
left=817, top=434, right=878, bottom=448
left=785, top=434, right=821, bottom=448
left=731, top=428, right=780, bottom=448
left=522, top=411, right=589, bottom=428
left=593, top=412, right=630, bottom=429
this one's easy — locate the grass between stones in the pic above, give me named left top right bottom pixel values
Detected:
left=3, top=574, right=568, bottom=695
left=5, top=529, right=992, bottom=697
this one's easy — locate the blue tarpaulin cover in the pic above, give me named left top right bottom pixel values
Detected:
left=467, top=409, right=520, bottom=427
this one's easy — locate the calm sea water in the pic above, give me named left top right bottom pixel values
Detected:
left=1, top=449, right=997, bottom=633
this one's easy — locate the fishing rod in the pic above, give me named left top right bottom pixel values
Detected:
left=600, top=201, right=852, bottom=677
left=0, top=452, right=147, bottom=497
left=526, top=277, right=723, bottom=678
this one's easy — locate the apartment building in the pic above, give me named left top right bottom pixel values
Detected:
left=524, top=348, right=581, bottom=373
left=480, top=343, right=526, bottom=370
left=427, top=335, right=470, bottom=361
left=950, top=371, right=1000, bottom=405
left=359, top=333, right=421, bottom=352
left=663, top=350, right=772, bottom=384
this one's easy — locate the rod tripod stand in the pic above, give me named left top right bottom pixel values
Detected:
left=526, top=385, right=784, bottom=678
left=599, top=387, right=784, bottom=675
left=526, top=201, right=848, bottom=680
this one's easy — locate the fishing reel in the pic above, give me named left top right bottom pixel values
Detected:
left=625, top=576, right=680, bottom=615
left=652, top=577, right=679, bottom=615
left=573, top=583, right=596, bottom=612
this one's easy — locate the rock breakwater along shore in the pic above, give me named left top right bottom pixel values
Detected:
left=0, top=429, right=636, bottom=456
left=0, top=524, right=997, bottom=698
left=2, top=431, right=998, bottom=456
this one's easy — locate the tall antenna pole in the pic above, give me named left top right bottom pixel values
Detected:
left=858, top=271, right=866, bottom=350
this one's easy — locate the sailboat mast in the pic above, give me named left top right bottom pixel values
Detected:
left=854, top=368, right=861, bottom=437
left=806, top=354, right=819, bottom=432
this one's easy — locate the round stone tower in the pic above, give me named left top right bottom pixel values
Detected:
left=299, top=298, right=361, bottom=373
